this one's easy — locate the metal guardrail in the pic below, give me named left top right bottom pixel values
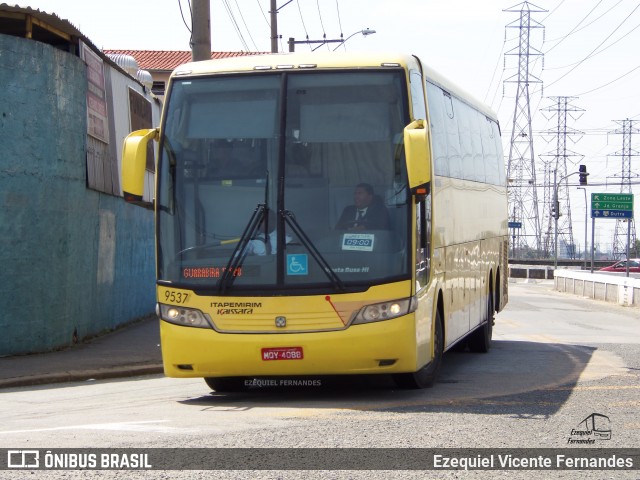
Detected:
left=508, top=259, right=613, bottom=269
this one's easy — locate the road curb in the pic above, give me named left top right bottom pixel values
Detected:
left=0, top=364, right=164, bottom=389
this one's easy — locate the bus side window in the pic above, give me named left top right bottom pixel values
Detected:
left=409, top=69, right=426, bottom=121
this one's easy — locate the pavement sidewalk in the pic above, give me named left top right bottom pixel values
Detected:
left=0, top=280, right=556, bottom=390
left=0, top=317, right=163, bottom=389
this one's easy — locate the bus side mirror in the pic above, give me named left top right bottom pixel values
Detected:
left=403, top=119, right=431, bottom=190
left=122, top=128, right=158, bottom=204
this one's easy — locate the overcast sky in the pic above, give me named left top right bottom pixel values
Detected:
left=21, top=0, right=640, bottom=253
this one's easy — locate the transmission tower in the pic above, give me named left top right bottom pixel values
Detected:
left=503, top=1, right=547, bottom=258
left=610, top=119, right=639, bottom=259
left=539, top=96, right=584, bottom=258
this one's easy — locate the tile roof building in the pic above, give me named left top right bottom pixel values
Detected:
left=103, top=50, right=263, bottom=97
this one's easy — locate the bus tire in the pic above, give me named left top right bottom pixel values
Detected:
left=205, top=377, right=246, bottom=392
left=468, top=294, right=493, bottom=353
left=393, top=309, right=443, bottom=389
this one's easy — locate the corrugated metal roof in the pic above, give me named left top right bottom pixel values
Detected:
left=0, top=5, right=263, bottom=76
left=103, top=50, right=265, bottom=72
left=0, top=4, right=136, bottom=81
left=0, top=3, right=94, bottom=48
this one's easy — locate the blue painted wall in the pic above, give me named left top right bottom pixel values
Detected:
left=0, top=34, right=155, bottom=355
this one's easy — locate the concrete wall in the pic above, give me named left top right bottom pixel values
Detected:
left=554, top=269, right=640, bottom=307
left=509, top=264, right=555, bottom=280
left=0, top=34, right=155, bottom=355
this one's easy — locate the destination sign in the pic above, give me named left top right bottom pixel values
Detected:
left=591, top=193, right=633, bottom=219
left=592, top=209, right=633, bottom=219
left=591, top=193, right=633, bottom=202
left=592, top=202, right=633, bottom=210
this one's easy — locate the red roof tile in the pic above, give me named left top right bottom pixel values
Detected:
left=102, top=50, right=264, bottom=71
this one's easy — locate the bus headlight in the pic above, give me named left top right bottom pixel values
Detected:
left=352, top=297, right=417, bottom=325
left=158, top=304, right=212, bottom=329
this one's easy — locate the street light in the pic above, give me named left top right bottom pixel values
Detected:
left=332, top=29, right=376, bottom=51
left=288, top=28, right=376, bottom=52
left=577, top=187, right=587, bottom=270
left=553, top=167, right=589, bottom=268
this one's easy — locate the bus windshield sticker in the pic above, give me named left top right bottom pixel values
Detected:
left=286, top=254, right=308, bottom=276
left=342, top=234, right=375, bottom=252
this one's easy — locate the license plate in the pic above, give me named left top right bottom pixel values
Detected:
left=261, top=347, right=304, bottom=361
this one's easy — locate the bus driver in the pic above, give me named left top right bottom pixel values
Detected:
left=335, top=183, right=390, bottom=231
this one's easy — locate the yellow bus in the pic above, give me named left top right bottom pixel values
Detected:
left=122, top=52, right=508, bottom=390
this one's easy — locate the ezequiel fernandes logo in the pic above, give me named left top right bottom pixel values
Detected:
left=568, top=413, right=612, bottom=444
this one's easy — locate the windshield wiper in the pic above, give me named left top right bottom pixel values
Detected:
left=218, top=204, right=266, bottom=293
left=282, top=210, right=345, bottom=292
left=177, top=238, right=240, bottom=257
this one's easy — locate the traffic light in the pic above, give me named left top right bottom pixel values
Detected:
left=551, top=200, right=561, bottom=219
left=579, top=164, right=588, bottom=185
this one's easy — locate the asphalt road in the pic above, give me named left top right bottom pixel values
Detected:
left=1, top=281, right=639, bottom=479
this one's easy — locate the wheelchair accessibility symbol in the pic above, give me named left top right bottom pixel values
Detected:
left=287, top=254, right=308, bottom=276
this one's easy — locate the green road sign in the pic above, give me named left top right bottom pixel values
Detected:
left=591, top=193, right=634, bottom=219
left=593, top=201, right=632, bottom=210
left=591, top=193, right=633, bottom=204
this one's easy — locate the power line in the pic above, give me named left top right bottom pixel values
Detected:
left=541, top=0, right=565, bottom=22
left=178, top=0, right=193, bottom=49
left=316, top=0, right=328, bottom=49
left=234, top=0, right=259, bottom=51
left=546, top=3, right=640, bottom=89
left=222, top=0, right=250, bottom=51
left=178, top=0, right=192, bottom=33
left=546, top=0, right=625, bottom=42
left=545, top=20, right=640, bottom=71
left=543, top=0, right=603, bottom=54
left=256, top=0, right=271, bottom=29
left=296, top=0, right=311, bottom=48
left=574, top=64, right=640, bottom=96
left=335, top=0, right=344, bottom=38
left=484, top=38, right=507, bottom=104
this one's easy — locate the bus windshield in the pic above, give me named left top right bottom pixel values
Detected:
left=157, top=70, right=411, bottom=292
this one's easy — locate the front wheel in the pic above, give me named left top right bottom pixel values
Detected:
left=205, top=377, right=247, bottom=392
left=393, top=309, right=443, bottom=389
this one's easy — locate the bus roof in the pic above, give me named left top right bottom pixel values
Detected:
left=171, top=52, right=498, bottom=122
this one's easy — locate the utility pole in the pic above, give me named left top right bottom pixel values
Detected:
left=540, top=96, right=584, bottom=259
left=191, top=0, right=211, bottom=61
left=610, top=119, right=639, bottom=259
left=270, top=0, right=279, bottom=53
left=503, top=1, right=546, bottom=258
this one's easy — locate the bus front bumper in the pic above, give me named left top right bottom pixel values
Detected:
left=160, top=315, right=419, bottom=378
